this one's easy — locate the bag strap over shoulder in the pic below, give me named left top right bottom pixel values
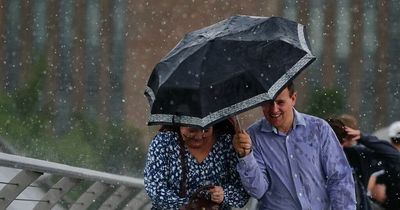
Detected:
left=179, top=136, right=187, bottom=197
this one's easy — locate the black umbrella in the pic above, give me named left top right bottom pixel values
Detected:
left=144, top=15, right=315, bottom=128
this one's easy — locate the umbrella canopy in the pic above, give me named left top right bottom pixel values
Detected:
left=144, top=15, right=316, bottom=128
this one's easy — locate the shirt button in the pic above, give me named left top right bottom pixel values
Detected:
left=299, top=193, right=302, bottom=197
left=290, top=155, right=294, bottom=159
left=294, top=174, right=298, bottom=178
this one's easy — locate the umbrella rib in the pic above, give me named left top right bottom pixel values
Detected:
left=298, top=24, right=312, bottom=55
left=147, top=54, right=315, bottom=128
left=144, top=86, right=156, bottom=107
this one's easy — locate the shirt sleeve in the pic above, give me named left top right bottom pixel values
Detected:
left=143, top=132, right=186, bottom=209
left=236, top=130, right=270, bottom=199
left=220, top=142, right=250, bottom=208
left=321, top=122, right=357, bottom=210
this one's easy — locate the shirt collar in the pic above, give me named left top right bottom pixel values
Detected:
left=260, top=108, right=306, bottom=134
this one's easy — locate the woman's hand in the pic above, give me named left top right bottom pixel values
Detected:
left=209, top=186, right=224, bottom=204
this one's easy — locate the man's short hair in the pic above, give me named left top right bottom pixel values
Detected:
left=287, top=81, right=295, bottom=97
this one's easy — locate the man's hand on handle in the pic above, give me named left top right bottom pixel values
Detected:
left=229, top=116, right=252, bottom=157
left=233, top=130, right=252, bottom=157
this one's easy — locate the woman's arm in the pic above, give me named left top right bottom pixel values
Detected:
left=144, top=132, right=186, bottom=209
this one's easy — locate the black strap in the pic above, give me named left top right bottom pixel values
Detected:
left=179, top=136, right=187, bottom=197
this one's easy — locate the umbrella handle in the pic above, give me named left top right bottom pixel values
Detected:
left=234, top=115, right=242, bottom=133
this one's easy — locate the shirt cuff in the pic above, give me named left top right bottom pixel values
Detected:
left=237, top=151, right=258, bottom=172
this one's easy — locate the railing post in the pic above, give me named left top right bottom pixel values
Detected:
left=69, top=182, right=109, bottom=210
left=0, top=170, right=42, bottom=208
left=33, top=177, right=80, bottom=210
left=122, top=189, right=151, bottom=210
left=98, top=185, right=132, bottom=210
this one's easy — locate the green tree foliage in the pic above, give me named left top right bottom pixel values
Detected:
left=14, top=56, right=47, bottom=117
left=0, top=55, right=145, bottom=176
left=304, top=88, right=345, bottom=119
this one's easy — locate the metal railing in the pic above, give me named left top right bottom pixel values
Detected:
left=0, top=152, right=258, bottom=210
left=0, top=152, right=151, bottom=210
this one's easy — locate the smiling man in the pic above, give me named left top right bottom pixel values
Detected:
left=233, top=82, right=356, bottom=210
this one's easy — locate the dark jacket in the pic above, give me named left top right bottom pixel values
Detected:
left=375, top=151, right=400, bottom=210
left=343, top=135, right=400, bottom=210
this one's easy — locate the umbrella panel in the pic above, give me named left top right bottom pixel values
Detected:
left=150, top=39, right=307, bottom=119
left=145, top=15, right=315, bottom=127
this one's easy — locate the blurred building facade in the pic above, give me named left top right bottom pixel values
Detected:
left=1, top=0, right=399, bottom=144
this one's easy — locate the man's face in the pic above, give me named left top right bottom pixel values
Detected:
left=262, top=88, right=296, bottom=131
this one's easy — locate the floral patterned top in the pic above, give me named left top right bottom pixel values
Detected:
left=144, top=131, right=249, bottom=210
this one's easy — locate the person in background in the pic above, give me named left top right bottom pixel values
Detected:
left=233, top=82, right=356, bottom=210
left=371, top=121, right=400, bottom=210
left=144, top=119, right=249, bottom=210
left=327, top=116, right=400, bottom=210
left=388, top=121, right=400, bottom=151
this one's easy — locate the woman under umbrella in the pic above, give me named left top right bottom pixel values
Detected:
left=144, top=119, right=249, bottom=209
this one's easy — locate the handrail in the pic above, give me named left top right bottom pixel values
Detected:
left=0, top=152, right=143, bottom=188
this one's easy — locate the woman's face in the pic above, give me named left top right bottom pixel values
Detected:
left=180, top=127, right=213, bottom=149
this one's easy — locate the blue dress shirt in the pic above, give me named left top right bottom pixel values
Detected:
left=236, top=110, right=356, bottom=210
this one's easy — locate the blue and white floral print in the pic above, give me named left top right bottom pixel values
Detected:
left=144, top=131, right=249, bottom=210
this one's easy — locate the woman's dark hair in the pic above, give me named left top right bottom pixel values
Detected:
left=159, top=125, right=180, bottom=133
left=326, top=118, right=347, bottom=144
left=158, top=119, right=235, bottom=137
left=213, top=119, right=235, bottom=136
